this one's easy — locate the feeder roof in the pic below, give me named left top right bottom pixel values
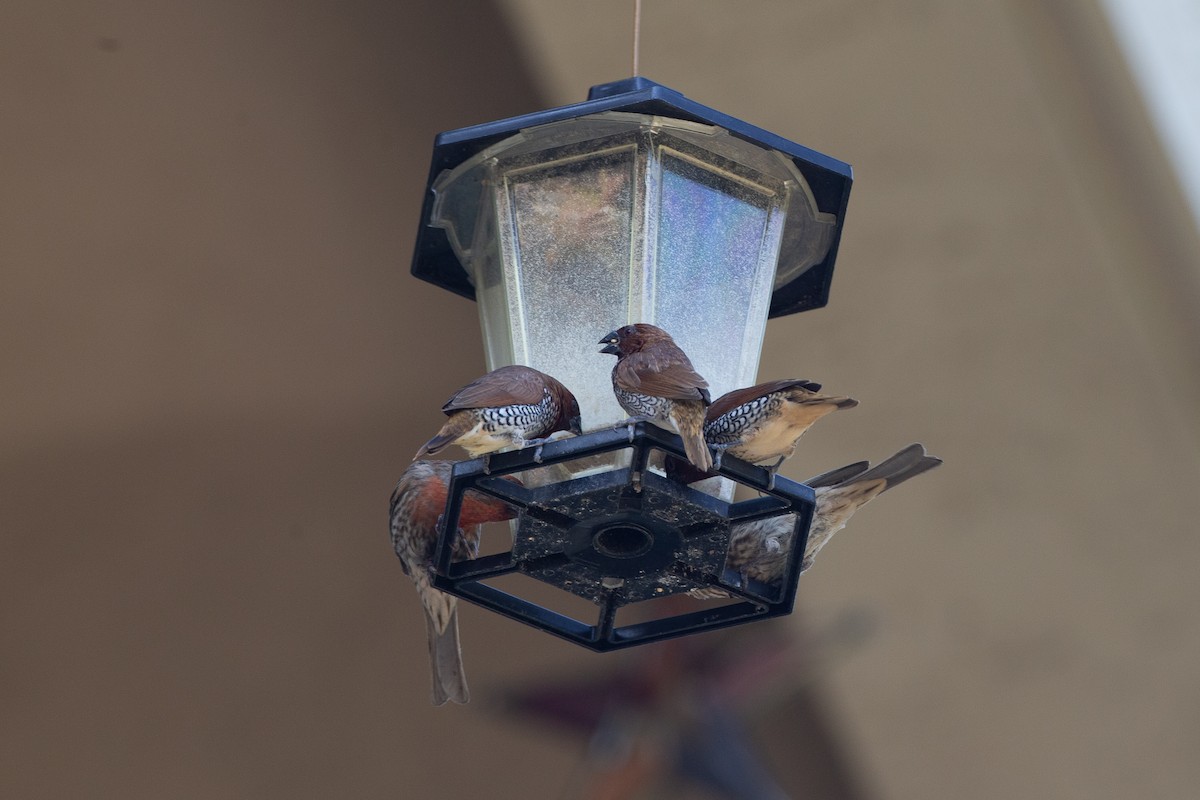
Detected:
left=412, top=77, right=853, bottom=318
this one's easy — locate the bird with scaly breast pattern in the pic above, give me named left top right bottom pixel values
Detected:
left=414, top=365, right=581, bottom=466
left=705, top=378, right=858, bottom=486
left=599, top=323, right=713, bottom=472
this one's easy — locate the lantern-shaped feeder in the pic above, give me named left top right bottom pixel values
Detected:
left=411, top=78, right=852, bottom=649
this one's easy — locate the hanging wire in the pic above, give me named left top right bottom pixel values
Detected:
left=633, top=0, right=643, bottom=76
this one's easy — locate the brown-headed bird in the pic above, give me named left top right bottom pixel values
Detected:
left=389, top=460, right=521, bottom=705
left=599, top=323, right=713, bottom=472
left=705, top=379, right=858, bottom=485
left=688, top=444, right=942, bottom=598
left=414, top=365, right=582, bottom=465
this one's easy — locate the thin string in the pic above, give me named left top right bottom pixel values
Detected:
left=633, top=0, right=643, bottom=76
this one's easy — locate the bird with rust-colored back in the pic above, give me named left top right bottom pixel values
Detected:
left=389, top=459, right=520, bottom=705
left=599, top=323, right=713, bottom=472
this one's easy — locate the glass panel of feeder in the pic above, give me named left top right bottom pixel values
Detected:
left=650, top=147, right=783, bottom=401
left=468, top=187, right=516, bottom=370
left=658, top=123, right=836, bottom=293
left=503, top=146, right=638, bottom=432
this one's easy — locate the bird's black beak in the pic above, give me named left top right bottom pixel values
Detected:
left=599, top=331, right=620, bottom=355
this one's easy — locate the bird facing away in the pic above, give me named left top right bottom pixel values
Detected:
left=599, top=323, right=713, bottom=472
left=705, top=378, right=858, bottom=482
left=389, top=460, right=521, bottom=705
left=688, top=444, right=942, bottom=599
left=414, top=365, right=582, bottom=463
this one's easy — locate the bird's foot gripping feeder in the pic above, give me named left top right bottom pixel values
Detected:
left=433, top=423, right=815, bottom=651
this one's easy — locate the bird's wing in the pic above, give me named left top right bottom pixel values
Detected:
left=442, top=365, right=548, bottom=411
left=705, top=378, right=822, bottom=421
left=613, top=348, right=710, bottom=401
left=388, top=485, right=414, bottom=578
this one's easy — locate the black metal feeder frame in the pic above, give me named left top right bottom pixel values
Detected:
left=432, top=424, right=816, bottom=652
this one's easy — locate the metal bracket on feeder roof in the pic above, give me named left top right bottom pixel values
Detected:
left=431, top=423, right=816, bottom=652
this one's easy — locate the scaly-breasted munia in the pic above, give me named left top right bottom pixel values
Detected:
left=389, top=460, right=520, bottom=705
left=689, top=444, right=942, bottom=598
left=705, top=379, right=858, bottom=485
left=414, top=365, right=582, bottom=464
left=599, top=323, right=713, bottom=472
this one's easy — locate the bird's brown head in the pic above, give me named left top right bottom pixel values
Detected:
left=599, top=323, right=674, bottom=357
left=562, top=393, right=583, bottom=436
left=546, top=376, right=584, bottom=436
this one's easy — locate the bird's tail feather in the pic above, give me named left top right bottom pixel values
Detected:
left=413, top=414, right=473, bottom=460
left=426, top=606, right=469, bottom=706
left=805, top=461, right=870, bottom=488
left=682, top=431, right=714, bottom=473
left=797, top=394, right=859, bottom=412
left=853, top=443, right=943, bottom=491
left=673, top=403, right=713, bottom=472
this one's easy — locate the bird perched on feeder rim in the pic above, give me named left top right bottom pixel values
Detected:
left=688, top=443, right=942, bottom=599
left=599, top=323, right=713, bottom=472
left=389, top=459, right=522, bottom=705
left=705, top=379, right=858, bottom=488
left=414, top=364, right=582, bottom=468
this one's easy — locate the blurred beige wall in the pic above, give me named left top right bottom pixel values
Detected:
left=4, top=1, right=1200, bottom=798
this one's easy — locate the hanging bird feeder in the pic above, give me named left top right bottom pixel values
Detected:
left=411, top=77, right=852, bottom=649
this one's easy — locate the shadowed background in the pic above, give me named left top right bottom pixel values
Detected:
left=3, top=1, right=1199, bottom=798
